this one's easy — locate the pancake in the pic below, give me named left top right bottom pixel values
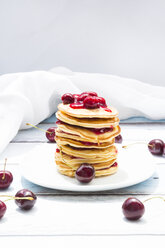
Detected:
left=56, top=161, right=118, bottom=177
left=56, top=111, right=119, bottom=128
left=58, top=103, right=118, bottom=118
left=55, top=93, right=120, bottom=179
left=55, top=136, right=115, bottom=149
left=55, top=152, right=117, bottom=168
left=58, top=144, right=117, bottom=159
left=56, top=125, right=121, bottom=143
left=55, top=152, right=117, bottom=169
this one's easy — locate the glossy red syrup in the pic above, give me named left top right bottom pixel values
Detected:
left=80, top=141, right=99, bottom=146
left=103, top=107, right=112, bottom=112
left=70, top=155, right=83, bottom=159
left=98, top=162, right=118, bottom=171
left=56, top=119, right=64, bottom=125
left=111, top=162, right=118, bottom=167
left=56, top=148, right=60, bottom=153
left=90, top=126, right=113, bottom=135
left=70, top=102, right=84, bottom=109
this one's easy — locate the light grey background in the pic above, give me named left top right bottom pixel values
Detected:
left=1, top=0, right=165, bottom=86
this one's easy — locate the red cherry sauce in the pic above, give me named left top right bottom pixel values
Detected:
left=103, top=107, right=112, bottom=112
left=70, top=155, right=83, bottom=159
left=80, top=141, right=99, bottom=146
left=56, top=148, right=60, bottom=153
left=98, top=162, right=118, bottom=171
left=56, top=119, right=64, bottom=125
left=70, top=102, right=84, bottom=109
left=90, top=126, right=113, bottom=135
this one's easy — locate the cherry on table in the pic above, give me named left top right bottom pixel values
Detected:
left=15, top=189, right=37, bottom=210
left=115, top=134, right=123, bottom=144
left=148, top=139, right=164, bottom=155
left=46, top=127, right=56, bottom=142
left=75, top=164, right=95, bottom=183
left=0, top=158, right=13, bottom=189
left=0, top=171, right=13, bottom=189
left=122, top=197, right=145, bottom=220
left=0, top=200, right=6, bottom=219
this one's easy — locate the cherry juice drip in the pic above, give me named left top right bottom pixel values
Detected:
left=90, top=126, right=113, bottom=135
left=98, top=162, right=118, bottom=171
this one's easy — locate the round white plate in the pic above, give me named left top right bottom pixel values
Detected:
left=20, top=143, right=155, bottom=192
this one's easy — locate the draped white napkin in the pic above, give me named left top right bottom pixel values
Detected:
left=0, top=67, right=165, bottom=155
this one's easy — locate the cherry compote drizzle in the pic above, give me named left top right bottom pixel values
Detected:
left=70, top=102, right=84, bottom=109
left=91, top=127, right=113, bottom=135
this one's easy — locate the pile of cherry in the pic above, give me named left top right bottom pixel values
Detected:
left=61, top=92, right=107, bottom=109
left=0, top=159, right=37, bottom=219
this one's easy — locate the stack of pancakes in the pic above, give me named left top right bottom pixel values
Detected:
left=55, top=103, right=121, bottom=178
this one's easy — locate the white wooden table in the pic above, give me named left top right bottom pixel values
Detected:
left=0, top=116, right=165, bottom=244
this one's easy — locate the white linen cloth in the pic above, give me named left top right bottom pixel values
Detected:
left=0, top=67, right=165, bottom=155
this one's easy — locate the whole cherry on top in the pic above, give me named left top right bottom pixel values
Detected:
left=61, top=92, right=108, bottom=109
left=0, top=158, right=13, bottom=189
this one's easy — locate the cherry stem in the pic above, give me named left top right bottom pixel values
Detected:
left=2, top=158, right=7, bottom=180
left=143, top=196, right=165, bottom=203
left=0, top=195, right=34, bottom=202
left=122, top=142, right=153, bottom=149
left=26, top=123, right=52, bottom=134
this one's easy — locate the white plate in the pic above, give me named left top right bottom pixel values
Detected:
left=20, top=143, right=155, bottom=192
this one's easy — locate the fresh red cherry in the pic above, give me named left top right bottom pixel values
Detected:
left=115, top=134, right=123, bottom=144
left=83, top=96, right=99, bottom=109
left=122, top=197, right=145, bottom=220
left=77, top=93, right=89, bottom=102
left=96, top=97, right=107, bottom=107
left=0, top=171, right=13, bottom=189
left=0, top=158, right=13, bottom=189
left=82, top=92, right=98, bottom=97
left=0, top=201, right=7, bottom=219
left=46, top=127, right=56, bottom=142
left=15, top=189, right=37, bottom=210
left=61, top=93, right=74, bottom=104
left=75, top=164, right=95, bottom=183
left=148, top=139, right=164, bottom=155
left=162, top=144, right=165, bottom=157
left=73, top=94, right=80, bottom=100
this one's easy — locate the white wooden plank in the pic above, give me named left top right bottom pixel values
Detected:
left=0, top=236, right=165, bottom=248
left=0, top=193, right=165, bottom=235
